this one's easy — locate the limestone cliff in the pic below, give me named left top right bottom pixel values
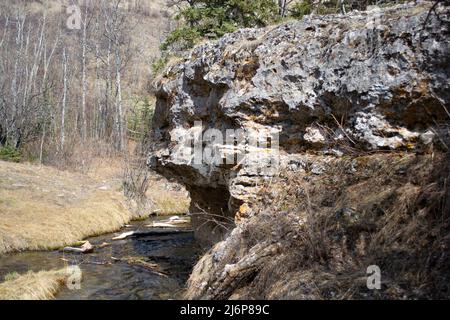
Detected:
left=149, top=1, right=450, bottom=299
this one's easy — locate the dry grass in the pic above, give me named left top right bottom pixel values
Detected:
left=255, top=153, right=450, bottom=299
left=148, top=181, right=191, bottom=216
left=0, top=269, right=68, bottom=300
left=122, top=149, right=190, bottom=217
left=186, top=152, right=450, bottom=299
left=0, top=160, right=134, bottom=255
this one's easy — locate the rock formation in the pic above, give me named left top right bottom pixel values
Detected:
left=149, top=1, right=450, bottom=299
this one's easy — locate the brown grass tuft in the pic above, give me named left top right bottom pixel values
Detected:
left=0, top=269, right=68, bottom=300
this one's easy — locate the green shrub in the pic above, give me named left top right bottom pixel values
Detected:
left=0, top=145, right=21, bottom=163
left=4, top=271, right=20, bottom=282
left=160, top=27, right=201, bottom=52
left=127, top=97, right=155, bottom=141
left=152, top=55, right=170, bottom=75
left=162, top=0, right=280, bottom=52
left=152, top=53, right=184, bottom=76
left=291, top=1, right=312, bottom=19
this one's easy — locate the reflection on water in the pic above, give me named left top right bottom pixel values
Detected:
left=0, top=217, right=201, bottom=300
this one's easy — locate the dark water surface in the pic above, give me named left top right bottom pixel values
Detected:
left=0, top=217, right=202, bottom=300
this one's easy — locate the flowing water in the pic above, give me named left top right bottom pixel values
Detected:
left=0, top=216, right=202, bottom=300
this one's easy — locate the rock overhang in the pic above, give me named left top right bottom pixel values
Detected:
left=148, top=1, right=449, bottom=243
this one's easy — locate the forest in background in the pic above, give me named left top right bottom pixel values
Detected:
left=0, top=0, right=173, bottom=170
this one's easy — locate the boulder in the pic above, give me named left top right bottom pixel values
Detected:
left=149, top=1, right=450, bottom=244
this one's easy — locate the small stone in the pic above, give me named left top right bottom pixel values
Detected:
left=420, top=130, right=435, bottom=145
left=311, top=163, right=325, bottom=175
left=304, top=127, right=326, bottom=146
left=331, top=149, right=344, bottom=157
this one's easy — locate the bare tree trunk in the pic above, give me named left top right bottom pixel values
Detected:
left=39, top=123, right=46, bottom=165
left=81, top=5, right=88, bottom=141
left=94, top=18, right=101, bottom=140
left=61, top=48, right=68, bottom=152
left=105, top=38, right=112, bottom=140
left=338, top=0, right=347, bottom=14
left=10, top=13, right=25, bottom=146
left=115, top=46, right=125, bottom=151
left=0, top=16, right=9, bottom=49
left=277, top=0, right=294, bottom=17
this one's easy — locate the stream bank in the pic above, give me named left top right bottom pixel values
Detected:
left=0, top=216, right=201, bottom=300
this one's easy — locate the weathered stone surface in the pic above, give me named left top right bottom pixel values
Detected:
left=149, top=1, right=449, bottom=245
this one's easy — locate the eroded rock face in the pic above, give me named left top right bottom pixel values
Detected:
left=149, top=2, right=449, bottom=245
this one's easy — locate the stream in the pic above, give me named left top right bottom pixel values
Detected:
left=0, top=216, right=202, bottom=300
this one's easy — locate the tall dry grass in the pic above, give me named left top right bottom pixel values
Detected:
left=123, top=143, right=190, bottom=217
left=186, top=152, right=450, bottom=299
left=0, top=269, right=68, bottom=300
left=253, top=153, right=450, bottom=299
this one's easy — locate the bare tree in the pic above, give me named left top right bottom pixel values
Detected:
left=0, top=0, right=169, bottom=165
left=277, top=0, right=296, bottom=17
left=103, top=0, right=133, bottom=151
left=61, top=47, right=68, bottom=152
left=81, top=5, right=89, bottom=141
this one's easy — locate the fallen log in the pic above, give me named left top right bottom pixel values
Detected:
left=60, top=257, right=111, bottom=265
left=146, top=216, right=190, bottom=228
left=168, top=216, right=190, bottom=223
left=112, top=231, right=134, bottom=240
left=165, top=219, right=190, bottom=225
left=111, top=256, right=168, bottom=277
left=62, top=241, right=94, bottom=254
left=99, top=242, right=111, bottom=248
left=146, top=222, right=181, bottom=228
